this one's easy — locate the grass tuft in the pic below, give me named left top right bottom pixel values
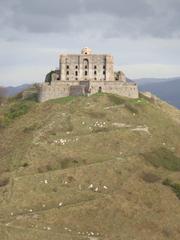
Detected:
left=163, top=178, right=180, bottom=199
left=143, top=148, right=180, bottom=171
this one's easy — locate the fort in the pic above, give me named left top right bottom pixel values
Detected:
left=39, top=47, right=139, bottom=102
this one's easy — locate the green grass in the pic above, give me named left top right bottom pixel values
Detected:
left=0, top=93, right=180, bottom=239
left=48, top=96, right=77, bottom=104
left=107, top=94, right=125, bottom=105
left=0, top=100, right=35, bottom=127
left=143, top=148, right=180, bottom=171
left=163, top=178, right=180, bottom=199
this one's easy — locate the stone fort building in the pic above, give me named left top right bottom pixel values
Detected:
left=39, top=48, right=139, bottom=102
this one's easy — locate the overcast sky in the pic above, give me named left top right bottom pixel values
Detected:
left=0, top=0, right=180, bottom=86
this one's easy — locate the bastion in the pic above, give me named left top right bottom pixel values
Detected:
left=39, top=47, right=139, bottom=102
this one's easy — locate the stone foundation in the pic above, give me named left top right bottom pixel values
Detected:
left=39, top=80, right=139, bottom=102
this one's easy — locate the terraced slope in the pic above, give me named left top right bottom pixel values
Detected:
left=0, top=93, right=180, bottom=240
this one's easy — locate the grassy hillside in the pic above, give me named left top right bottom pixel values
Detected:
left=0, top=93, right=180, bottom=240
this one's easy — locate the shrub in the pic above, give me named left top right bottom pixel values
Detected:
left=143, top=148, right=180, bottom=171
left=5, top=102, right=29, bottom=120
left=22, top=162, right=29, bottom=168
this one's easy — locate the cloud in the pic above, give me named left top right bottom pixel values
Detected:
left=0, top=0, right=180, bottom=86
left=0, top=0, right=180, bottom=38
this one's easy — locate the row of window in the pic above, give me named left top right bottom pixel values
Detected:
left=66, top=77, right=105, bottom=81
left=66, top=71, right=106, bottom=76
left=66, top=65, right=106, bottom=69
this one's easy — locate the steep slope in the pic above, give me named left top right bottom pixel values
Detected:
left=0, top=94, right=180, bottom=240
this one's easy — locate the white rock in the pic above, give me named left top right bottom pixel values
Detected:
left=42, top=204, right=46, bottom=208
left=10, top=212, right=14, bottom=216
left=58, top=202, right=63, bottom=207
left=44, top=180, right=48, bottom=184
left=29, top=209, right=33, bottom=212
left=103, top=186, right=108, bottom=190
left=47, top=227, right=51, bottom=231
left=95, top=187, right=99, bottom=192
left=88, top=184, right=94, bottom=189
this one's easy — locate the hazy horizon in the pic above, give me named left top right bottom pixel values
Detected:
left=0, top=0, right=180, bottom=86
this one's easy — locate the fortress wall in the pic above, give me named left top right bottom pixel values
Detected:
left=39, top=80, right=139, bottom=102
left=39, top=81, right=79, bottom=102
left=90, top=81, right=139, bottom=99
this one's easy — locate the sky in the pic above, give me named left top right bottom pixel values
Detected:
left=0, top=0, right=180, bottom=86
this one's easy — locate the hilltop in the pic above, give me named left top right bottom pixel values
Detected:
left=0, top=93, right=180, bottom=240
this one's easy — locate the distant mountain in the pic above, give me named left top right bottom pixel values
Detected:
left=135, top=77, right=180, bottom=85
left=1, top=84, right=32, bottom=97
left=135, top=78, right=180, bottom=109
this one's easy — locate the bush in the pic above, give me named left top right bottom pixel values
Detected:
left=5, top=102, right=29, bottom=120
left=143, top=148, right=180, bottom=171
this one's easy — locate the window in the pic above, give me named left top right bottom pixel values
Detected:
left=67, top=65, right=69, bottom=69
left=85, top=71, right=88, bottom=76
left=75, top=66, right=78, bottom=69
left=75, top=78, right=78, bottom=81
left=85, top=65, right=88, bottom=69
left=94, top=71, right=97, bottom=75
left=103, top=65, right=106, bottom=69
left=67, top=71, right=69, bottom=75
left=75, top=71, right=78, bottom=76
left=103, top=71, right=106, bottom=75
left=67, top=78, right=69, bottom=81
left=94, top=66, right=97, bottom=69
left=94, top=78, right=97, bottom=80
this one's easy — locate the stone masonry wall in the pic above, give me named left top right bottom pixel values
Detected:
left=39, top=81, right=78, bottom=102
left=90, top=81, right=139, bottom=99
left=39, top=80, right=139, bottom=102
left=60, top=54, right=114, bottom=82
